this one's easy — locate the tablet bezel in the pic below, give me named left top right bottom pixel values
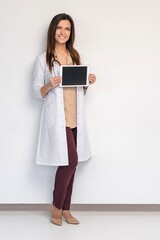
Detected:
left=59, top=65, right=89, bottom=87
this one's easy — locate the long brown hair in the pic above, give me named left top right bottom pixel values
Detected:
left=46, top=13, right=81, bottom=72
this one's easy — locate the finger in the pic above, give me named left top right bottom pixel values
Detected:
left=89, top=73, right=95, bottom=77
left=89, top=79, right=95, bottom=84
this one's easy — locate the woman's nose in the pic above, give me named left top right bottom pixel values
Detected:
left=60, top=29, right=65, bottom=34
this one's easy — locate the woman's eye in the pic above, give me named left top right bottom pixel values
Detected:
left=56, top=26, right=71, bottom=31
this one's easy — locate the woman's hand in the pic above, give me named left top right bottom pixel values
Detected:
left=88, top=73, right=96, bottom=85
left=49, top=76, right=61, bottom=88
left=40, top=77, right=61, bottom=97
left=83, top=73, right=96, bottom=94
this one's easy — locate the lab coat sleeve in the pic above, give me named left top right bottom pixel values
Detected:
left=32, top=56, right=46, bottom=100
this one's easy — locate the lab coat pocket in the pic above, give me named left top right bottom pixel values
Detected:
left=42, top=101, right=56, bottom=130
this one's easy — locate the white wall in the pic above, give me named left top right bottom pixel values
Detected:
left=0, top=0, right=160, bottom=204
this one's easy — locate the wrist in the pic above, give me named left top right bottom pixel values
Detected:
left=47, top=82, right=54, bottom=90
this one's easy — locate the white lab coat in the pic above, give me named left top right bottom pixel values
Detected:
left=32, top=52, right=91, bottom=166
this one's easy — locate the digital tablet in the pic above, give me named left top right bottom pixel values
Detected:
left=59, top=65, right=89, bottom=87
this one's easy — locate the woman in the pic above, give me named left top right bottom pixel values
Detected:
left=33, top=13, right=96, bottom=226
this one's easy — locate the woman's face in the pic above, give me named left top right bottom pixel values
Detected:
left=55, top=20, right=71, bottom=45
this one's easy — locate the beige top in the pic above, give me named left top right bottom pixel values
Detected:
left=63, top=87, right=77, bottom=128
left=55, top=53, right=77, bottom=128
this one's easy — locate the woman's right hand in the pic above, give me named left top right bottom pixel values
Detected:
left=49, top=76, right=61, bottom=88
left=40, top=77, right=61, bottom=97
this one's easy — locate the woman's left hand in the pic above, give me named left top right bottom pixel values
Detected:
left=88, top=73, right=96, bottom=85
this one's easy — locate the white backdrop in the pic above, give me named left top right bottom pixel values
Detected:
left=0, top=0, right=160, bottom=204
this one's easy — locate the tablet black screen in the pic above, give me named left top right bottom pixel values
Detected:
left=62, top=66, right=88, bottom=86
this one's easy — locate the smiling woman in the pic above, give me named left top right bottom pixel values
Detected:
left=32, top=13, right=96, bottom=227
left=55, top=20, right=71, bottom=44
left=45, top=13, right=81, bottom=74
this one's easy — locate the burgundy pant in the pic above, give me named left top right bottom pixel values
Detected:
left=53, top=127, right=78, bottom=210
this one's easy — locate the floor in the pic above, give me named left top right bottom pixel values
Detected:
left=0, top=211, right=160, bottom=240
